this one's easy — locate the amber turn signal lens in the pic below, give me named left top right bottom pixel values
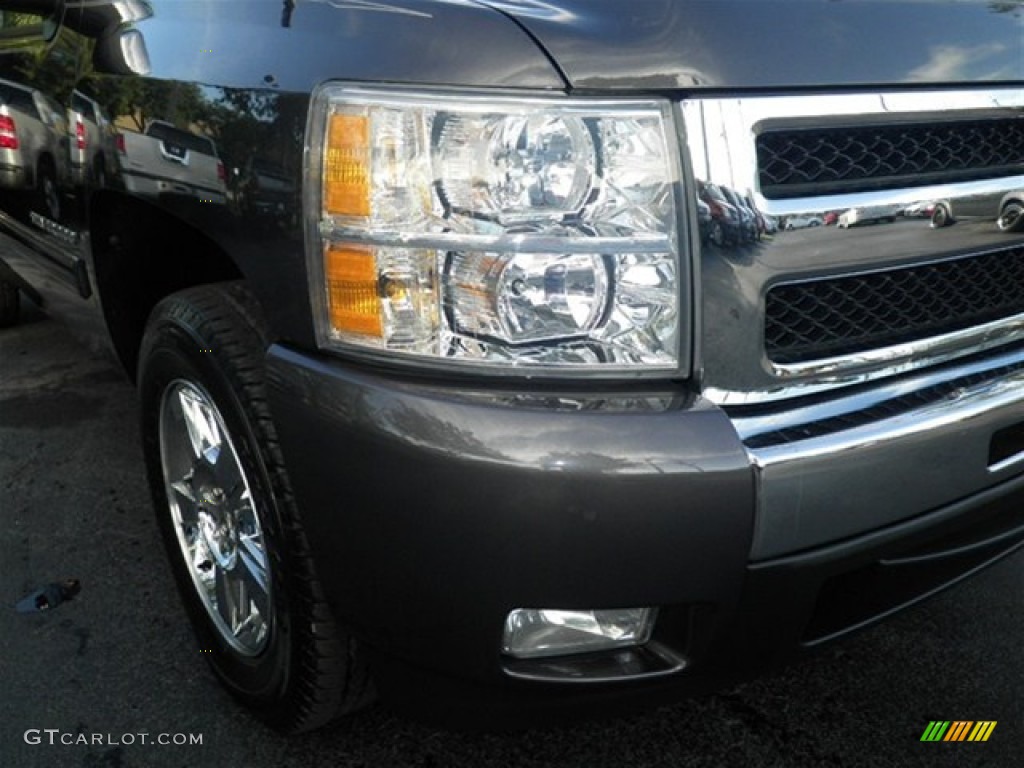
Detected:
left=325, top=246, right=381, bottom=337
left=324, top=113, right=370, bottom=217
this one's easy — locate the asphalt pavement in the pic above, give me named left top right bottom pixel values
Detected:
left=1, top=302, right=1022, bottom=768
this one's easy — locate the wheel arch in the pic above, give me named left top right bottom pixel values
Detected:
left=35, top=151, right=56, bottom=185
left=89, top=191, right=244, bottom=378
left=1000, top=191, right=1024, bottom=209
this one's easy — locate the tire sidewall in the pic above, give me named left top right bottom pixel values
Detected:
left=139, top=318, right=295, bottom=710
left=998, top=202, right=1024, bottom=233
left=37, top=161, right=60, bottom=220
left=710, top=220, right=724, bottom=247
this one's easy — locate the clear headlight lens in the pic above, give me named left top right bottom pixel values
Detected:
left=437, top=114, right=596, bottom=222
left=307, top=85, right=683, bottom=376
left=502, top=607, right=657, bottom=659
left=448, top=251, right=609, bottom=343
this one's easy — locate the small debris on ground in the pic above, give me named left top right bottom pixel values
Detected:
left=15, top=579, right=81, bottom=613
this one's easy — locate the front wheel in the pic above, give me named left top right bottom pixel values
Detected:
left=997, top=201, right=1024, bottom=233
left=138, top=283, right=372, bottom=732
left=930, top=205, right=952, bottom=229
left=36, top=161, right=60, bottom=220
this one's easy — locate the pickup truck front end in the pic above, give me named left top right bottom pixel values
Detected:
left=266, top=79, right=1024, bottom=722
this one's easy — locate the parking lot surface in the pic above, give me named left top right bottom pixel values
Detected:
left=1, top=304, right=1022, bottom=768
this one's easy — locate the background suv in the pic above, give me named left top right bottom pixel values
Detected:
left=0, top=77, right=69, bottom=219
left=68, top=89, right=116, bottom=189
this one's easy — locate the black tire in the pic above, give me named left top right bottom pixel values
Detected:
left=138, top=282, right=372, bottom=732
left=710, top=220, right=724, bottom=247
left=0, top=279, right=19, bottom=327
left=36, top=159, right=60, bottom=220
left=997, top=201, right=1024, bottom=233
left=930, top=205, right=951, bottom=229
left=93, top=154, right=107, bottom=190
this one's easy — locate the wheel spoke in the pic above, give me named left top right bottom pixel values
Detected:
left=210, top=443, right=243, bottom=497
left=217, top=566, right=267, bottom=646
left=170, top=477, right=196, bottom=504
left=224, top=482, right=248, bottom=510
left=215, top=568, right=243, bottom=635
left=238, top=531, right=269, bottom=594
left=178, top=388, right=222, bottom=465
left=192, top=539, right=217, bottom=602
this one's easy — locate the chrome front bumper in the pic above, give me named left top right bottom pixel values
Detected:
left=734, top=347, right=1024, bottom=558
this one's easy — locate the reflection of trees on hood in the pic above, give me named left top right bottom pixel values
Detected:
left=80, top=79, right=308, bottom=184
left=1, top=11, right=39, bottom=30
left=200, top=89, right=308, bottom=182
left=91, top=79, right=208, bottom=133
left=7, top=24, right=82, bottom=104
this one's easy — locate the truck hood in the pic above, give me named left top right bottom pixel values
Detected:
left=476, top=0, right=1024, bottom=90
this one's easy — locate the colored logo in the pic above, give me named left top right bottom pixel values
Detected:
left=920, top=721, right=997, bottom=742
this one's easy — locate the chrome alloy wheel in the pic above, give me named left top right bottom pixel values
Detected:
left=159, top=379, right=271, bottom=656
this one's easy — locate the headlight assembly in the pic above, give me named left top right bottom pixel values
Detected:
left=306, top=85, right=684, bottom=376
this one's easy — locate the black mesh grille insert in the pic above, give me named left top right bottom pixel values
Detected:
left=756, top=116, right=1024, bottom=199
left=765, top=246, right=1024, bottom=365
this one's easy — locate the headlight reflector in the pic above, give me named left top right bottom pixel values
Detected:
left=308, top=86, right=683, bottom=376
left=437, top=113, right=596, bottom=222
left=448, top=251, right=609, bottom=344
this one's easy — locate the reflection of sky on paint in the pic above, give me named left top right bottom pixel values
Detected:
left=130, top=0, right=1023, bottom=89
left=906, top=43, right=1015, bottom=82
left=475, top=0, right=574, bottom=21
left=438, top=1, right=1024, bottom=89
left=139, top=1, right=230, bottom=84
left=133, top=0, right=447, bottom=88
left=303, top=0, right=575, bottom=19
left=304, top=0, right=430, bottom=17
left=138, top=1, right=323, bottom=86
left=833, top=4, right=1019, bottom=83
left=777, top=2, right=1020, bottom=85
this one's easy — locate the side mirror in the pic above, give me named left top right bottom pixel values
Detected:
left=93, top=26, right=150, bottom=75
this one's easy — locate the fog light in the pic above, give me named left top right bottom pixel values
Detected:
left=502, top=608, right=656, bottom=659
